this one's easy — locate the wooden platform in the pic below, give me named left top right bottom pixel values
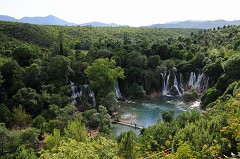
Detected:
left=113, top=121, right=143, bottom=130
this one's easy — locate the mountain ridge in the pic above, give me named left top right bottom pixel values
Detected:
left=1, top=15, right=240, bottom=28
left=144, top=19, right=240, bottom=29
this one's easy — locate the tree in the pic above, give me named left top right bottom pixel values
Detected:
left=24, top=63, right=41, bottom=90
left=203, top=59, right=223, bottom=82
left=100, top=92, right=118, bottom=113
left=126, top=51, right=148, bottom=69
left=12, top=87, right=41, bottom=116
left=84, top=58, right=124, bottom=103
left=32, top=115, right=46, bottom=135
left=162, top=110, right=175, bottom=122
left=12, top=44, right=39, bottom=67
left=0, top=123, right=10, bottom=156
left=64, top=119, right=87, bottom=142
left=201, top=87, right=221, bottom=109
left=14, top=145, right=37, bottom=159
left=148, top=55, right=160, bottom=68
left=12, top=106, right=31, bottom=130
left=0, top=104, right=12, bottom=126
left=223, top=54, right=240, bottom=78
left=97, top=105, right=111, bottom=132
left=41, top=137, right=119, bottom=159
left=47, top=55, right=74, bottom=84
left=175, top=141, right=197, bottom=159
left=0, top=60, right=25, bottom=97
left=0, top=72, right=3, bottom=86
left=83, top=109, right=100, bottom=129
left=118, top=131, right=136, bottom=159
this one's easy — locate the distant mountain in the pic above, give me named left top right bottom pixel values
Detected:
left=144, top=20, right=240, bottom=29
left=19, top=15, right=76, bottom=26
left=0, top=15, right=126, bottom=27
left=79, top=21, right=126, bottom=27
left=0, top=15, right=17, bottom=22
left=1, top=15, right=239, bottom=28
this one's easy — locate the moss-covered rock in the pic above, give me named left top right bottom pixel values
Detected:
left=183, top=89, right=198, bottom=102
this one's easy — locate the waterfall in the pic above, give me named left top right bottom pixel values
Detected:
left=187, top=72, right=208, bottom=92
left=70, top=81, right=82, bottom=105
left=161, top=71, right=170, bottom=96
left=188, top=72, right=196, bottom=88
left=89, top=90, right=96, bottom=108
left=172, top=73, right=183, bottom=96
left=179, top=73, right=184, bottom=94
left=116, top=80, right=122, bottom=99
left=160, top=71, right=209, bottom=96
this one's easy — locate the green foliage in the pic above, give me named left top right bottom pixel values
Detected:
left=83, top=109, right=100, bottom=129
left=47, top=55, right=74, bottom=83
left=45, top=129, right=61, bottom=150
left=118, top=131, right=136, bottom=159
left=0, top=72, right=3, bottom=86
left=64, top=119, right=87, bottom=142
left=12, top=44, right=39, bottom=67
left=41, top=137, right=119, bottom=159
left=183, top=89, right=198, bottom=102
left=0, top=104, right=12, bottom=126
left=85, top=58, right=124, bottom=102
left=0, top=59, right=24, bottom=97
left=223, top=54, right=240, bottom=78
left=203, top=59, right=223, bottom=81
left=129, top=83, right=146, bottom=99
left=24, top=63, right=41, bottom=90
left=14, top=145, right=37, bottom=159
left=0, top=123, right=10, bottom=156
left=1, top=20, right=240, bottom=158
left=12, top=106, right=32, bottom=130
left=100, top=92, right=118, bottom=113
left=162, top=110, right=175, bottom=122
left=148, top=55, right=161, bottom=68
left=12, top=87, right=41, bottom=116
left=175, top=141, right=198, bottom=159
left=201, top=87, right=221, bottom=109
left=32, top=115, right=46, bottom=134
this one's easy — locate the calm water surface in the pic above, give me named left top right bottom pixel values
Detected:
left=111, top=96, right=199, bottom=136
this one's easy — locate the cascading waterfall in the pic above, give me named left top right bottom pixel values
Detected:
left=116, top=80, right=122, bottom=99
left=70, top=82, right=95, bottom=108
left=187, top=72, right=208, bottom=92
left=160, top=71, right=209, bottom=96
left=160, top=71, right=170, bottom=96
left=179, top=73, right=184, bottom=94
left=172, top=73, right=183, bottom=96
left=89, top=90, right=96, bottom=108
left=70, top=81, right=81, bottom=105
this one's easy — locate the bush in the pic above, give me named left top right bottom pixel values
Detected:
left=129, top=83, right=146, bottom=99
left=183, top=89, right=198, bottom=102
left=201, top=87, right=221, bottom=109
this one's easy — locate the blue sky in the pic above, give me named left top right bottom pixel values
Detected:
left=1, top=0, right=239, bottom=26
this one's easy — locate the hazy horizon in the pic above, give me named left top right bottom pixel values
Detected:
left=1, top=0, right=239, bottom=27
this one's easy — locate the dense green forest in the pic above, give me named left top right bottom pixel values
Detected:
left=0, top=21, right=239, bottom=158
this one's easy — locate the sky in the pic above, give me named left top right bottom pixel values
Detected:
left=1, top=0, right=240, bottom=27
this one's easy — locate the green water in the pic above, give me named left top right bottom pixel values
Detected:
left=111, top=96, right=199, bottom=136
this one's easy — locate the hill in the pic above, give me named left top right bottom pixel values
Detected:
left=0, top=15, right=76, bottom=26
left=0, top=21, right=240, bottom=158
left=0, top=15, right=125, bottom=27
left=0, top=15, right=17, bottom=22
left=144, top=20, right=240, bottom=29
left=79, top=21, right=125, bottom=27
left=19, top=15, right=76, bottom=26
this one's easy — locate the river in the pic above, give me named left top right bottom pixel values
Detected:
left=111, top=96, right=200, bottom=136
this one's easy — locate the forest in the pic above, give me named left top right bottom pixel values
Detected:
left=0, top=21, right=240, bottom=158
